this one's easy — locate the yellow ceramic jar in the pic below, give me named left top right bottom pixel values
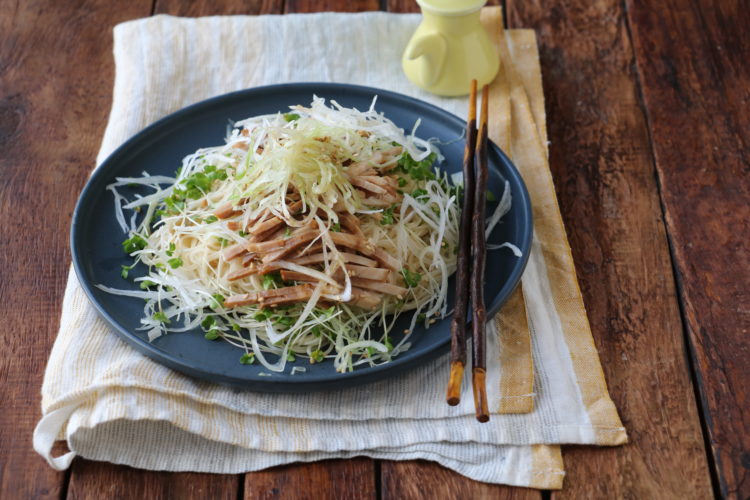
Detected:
left=402, top=0, right=499, bottom=96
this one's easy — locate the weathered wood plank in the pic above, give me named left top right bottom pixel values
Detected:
left=67, top=461, right=239, bottom=500
left=245, top=458, right=376, bottom=500
left=386, top=0, right=420, bottom=13
left=387, top=0, right=502, bottom=13
left=285, top=0, right=380, bottom=12
left=0, top=1, right=152, bottom=498
left=381, top=461, right=540, bottom=500
left=155, top=0, right=282, bottom=15
left=506, top=0, right=714, bottom=498
left=625, top=1, right=750, bottom=497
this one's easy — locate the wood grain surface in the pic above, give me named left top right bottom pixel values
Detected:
left=624, top=1, right=750, bottom=497
left=67, top=463, right=240, bottom=500
left=245, top=458, right=376, bottom=500
left=381, top=461, right=540, bottom=500
left=155, top=0, right=282, bottom=15
left=0, top=1, right=151, bottom=498
left=506, top=0, right=714, bottom=498
left=1, top=0, right=744, bottom=498
left=286, top=0, right=380, bottom=13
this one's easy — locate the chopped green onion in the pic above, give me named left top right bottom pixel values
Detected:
left=274, top=315, right=294, bottom=327
left=179, top=168, right=227, bottom=200
left=139, top=280, right=157, bottom=290
left=240, top=353, right=255, bottom=364
left=400, top=268, right=422, bottom=288
left=262, top=272, right=282, bottom=290
left=122, top=234, right=147, bottom=254
left=210, top=294, right=224, bottom=309
left=120, top=264, right=135, bottom=279
left=384, top=336, right=394, bottom=351
left=411, top=188, right=428, bottom=201
left=380, top=204, right=399, bottom=225
left=396, top=151, right=436, bottom=181
left=153, top=311, right=170, bottom=324
left=316, top=306, right=335, bottom=318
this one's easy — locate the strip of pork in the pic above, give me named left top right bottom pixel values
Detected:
left=350, top=277, right=408, bottom=299
left=329, top=232, right=400, bottom=270
left=247, top=228, right=318, bottom=255
left=346, top=265, right=389, bottom=281
left=224, top=284, right=315, bottom=308
left=247, top=200, right=303, bottom=235
left=292, top=251, right=377, bottom=267
left=350, top=177, right=388, bottom=195
left=338, top=213, right=365, bottom=238
left=279, top=269, right=345, bottom=283
left=348, top=287, right=382, bottom=310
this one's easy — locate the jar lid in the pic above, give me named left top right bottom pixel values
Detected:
left=416, top=0, right=486, bottom=16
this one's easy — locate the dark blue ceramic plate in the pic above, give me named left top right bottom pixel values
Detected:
left=72, top=82, right=532, bottom=392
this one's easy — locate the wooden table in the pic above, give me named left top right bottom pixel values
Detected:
left=2, top=0, right=747, bottom=498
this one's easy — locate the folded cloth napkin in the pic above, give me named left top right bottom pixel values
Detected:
left=34, top=8, right=627, bottom=489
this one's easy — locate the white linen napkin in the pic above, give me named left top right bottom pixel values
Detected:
left=34, top=9, right=626, bottom=489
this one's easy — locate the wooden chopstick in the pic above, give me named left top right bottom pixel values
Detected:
left=471, top=84, right=490, bottom=423
left=446, top=80, right=478, bottom=406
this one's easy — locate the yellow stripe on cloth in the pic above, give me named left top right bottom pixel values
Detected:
left=530, top=444, right=565, bottom=490
left=481, top=7, right=536, bottom=416
left=496, top=16, right=627, bottom=445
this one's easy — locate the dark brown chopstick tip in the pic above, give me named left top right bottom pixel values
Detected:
left=446, top=361, right=465, bottom=406
left=470, top=84, right=490, bottom=421
left=445, top=79, right=478, bottom=406
left=472, top=368, right=490, bottom=423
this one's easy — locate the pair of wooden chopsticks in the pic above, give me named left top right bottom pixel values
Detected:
left=446, top=80, right=490, bottom=423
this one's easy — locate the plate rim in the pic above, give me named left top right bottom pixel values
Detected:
left=71, top=82, right=533, bottom=391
